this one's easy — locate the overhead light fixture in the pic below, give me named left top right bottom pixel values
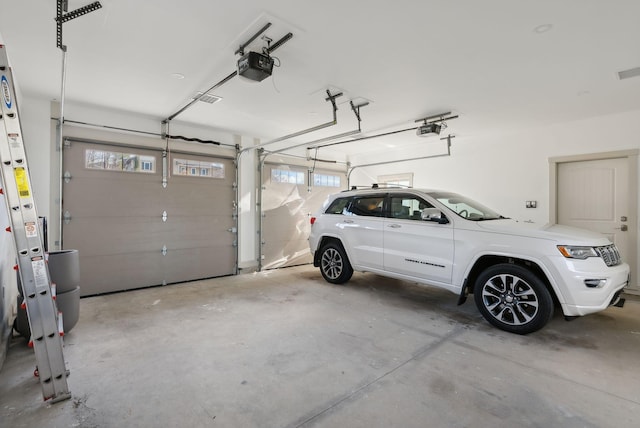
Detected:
left=533, top=24, right=553, bottom=34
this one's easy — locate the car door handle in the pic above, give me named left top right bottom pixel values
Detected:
left=343, top=219, right=354, bottom=224
left=388, top=224, right=401, bottom=228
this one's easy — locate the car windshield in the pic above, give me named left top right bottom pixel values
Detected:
left=428, top=191, right=506, bottom=221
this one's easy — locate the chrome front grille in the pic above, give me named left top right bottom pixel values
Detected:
left=595, top=244, right=622, bottom=267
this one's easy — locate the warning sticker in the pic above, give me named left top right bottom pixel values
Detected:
left=25, top=221, right=38, bottom=238
left=31, top=257, right=49, bottom=288
left=14, top=167, right=30, bottom=198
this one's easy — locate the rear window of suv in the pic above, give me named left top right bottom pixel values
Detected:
left=326, top=197, right=351, bottom=214
left=325, top=196, right=385, bottom=217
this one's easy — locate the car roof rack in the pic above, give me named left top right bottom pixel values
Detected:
left=347, top=183, right=413, bottom=191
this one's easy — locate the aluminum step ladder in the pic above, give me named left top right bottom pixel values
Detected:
left=0, top=44, right=71, bottom=403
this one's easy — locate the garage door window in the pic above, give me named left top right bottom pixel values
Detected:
left=271, top=168, right=304, bottom=184
left=85, top=149, right=156, bottom=173
left=313, top=173, right=341, bottom=188
left=173, top=158, right=225, bottom=178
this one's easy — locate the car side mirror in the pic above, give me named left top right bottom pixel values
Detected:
left=421, top=208, right=449, bottom=224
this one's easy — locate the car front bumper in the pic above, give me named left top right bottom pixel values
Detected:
left=547, top=256, right=630, bottom=316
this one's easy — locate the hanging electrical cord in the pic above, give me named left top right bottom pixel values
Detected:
left=163, top=134, right=222, bottom=145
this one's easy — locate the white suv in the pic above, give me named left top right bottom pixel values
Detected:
left=309, top=187, right=629, bottom=334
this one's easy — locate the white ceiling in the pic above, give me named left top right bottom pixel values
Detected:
left=1, top=0, right=640, bottom=158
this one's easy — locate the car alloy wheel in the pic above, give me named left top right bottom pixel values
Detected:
left=319, top=242, right=353, bottom=284
left=474, top=264, right=553, bottom=334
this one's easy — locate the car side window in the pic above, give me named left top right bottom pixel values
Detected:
left=325, top=197, right=351, bottom=214
left=350, top=196, right=385, bottom=217
left=389, top=195, right=435, bottom=220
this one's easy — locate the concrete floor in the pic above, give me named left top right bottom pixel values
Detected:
left=1, top=265, right=639, bottom=428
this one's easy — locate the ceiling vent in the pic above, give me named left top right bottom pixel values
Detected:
left=618, top=66, right=640, bottom=80
left=193, top=92, right=222, bottom=104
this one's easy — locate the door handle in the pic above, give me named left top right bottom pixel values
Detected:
left=388, top=224, right=401, bottom=228
left=614, top=225, right=628, bottom=231
left=343, top=219, right=354, bottom=224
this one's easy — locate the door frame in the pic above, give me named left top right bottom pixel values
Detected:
left=549, top=150, right=639, bottom=291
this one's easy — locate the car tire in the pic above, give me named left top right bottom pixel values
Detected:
left=473, top=263, right=553, bottom=334
left=319, top=242, right=353, bottom=284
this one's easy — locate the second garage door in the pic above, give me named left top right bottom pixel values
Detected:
left=261, top=162, right=346, bottom=269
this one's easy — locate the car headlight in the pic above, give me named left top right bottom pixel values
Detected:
left=557, top=245, right=598, bottom=259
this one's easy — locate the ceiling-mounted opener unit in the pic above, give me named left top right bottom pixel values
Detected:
left=235, top=23, right=293, bottom=82
left=415, top=111, right=458, bottom=137
left=164, top=23, right=293, bottom=124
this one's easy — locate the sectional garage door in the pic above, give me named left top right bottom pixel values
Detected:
left=261, top=163, right=346, bottom=269
left=62, top=140, right=236, bottom=296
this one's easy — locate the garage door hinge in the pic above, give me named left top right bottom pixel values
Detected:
left=162, top=211, right=168, bottom=222
left=232, top=240, right=237, bottom=247
left=63, top=210, right=72, bottom=225
left=63, top=171, right=72, bottom=183
left=161, top=245, right=167, bottom=256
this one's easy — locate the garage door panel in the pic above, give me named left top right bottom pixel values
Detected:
left=79, top=252, right=165, bottom=296
left=163, top=183, right=234, bottom=217
left=163, top=248, right=235, bottom=284
left=262, top=207, right=309, bottom=242
left=64, top=217, right=165, bottom=257
left=163, top=216, right=234, bottom=250
left=65, top=178, right=164, bottom=217
left=262, top=241, right=312, bottom=267
left=161, top=197, right=234, bottom=217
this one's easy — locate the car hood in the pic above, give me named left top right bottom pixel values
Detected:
left=472, top=219, right=612, bottom=245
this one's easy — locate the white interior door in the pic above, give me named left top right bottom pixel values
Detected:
left=557, top=157, right=636, bottom=290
